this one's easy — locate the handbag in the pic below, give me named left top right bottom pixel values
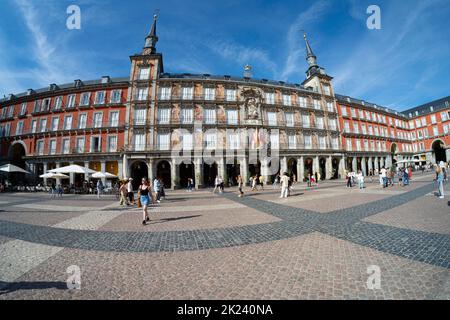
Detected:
left=137, top=188, right=142, bottom=207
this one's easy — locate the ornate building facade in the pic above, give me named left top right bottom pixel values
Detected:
left=1, top=16, right=449, bottom=189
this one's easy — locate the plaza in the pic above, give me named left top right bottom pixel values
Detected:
left=0, top=172, right=448, bottom=300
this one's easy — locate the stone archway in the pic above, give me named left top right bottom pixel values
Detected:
left=331, top=158, right=339, bottom=179
left=156, top=160, right=171, bottom=189
left=432, top=139, right=446, bottom=163
left=287, top=158, right=297, bottom=182
left=319, top=157, right=326, bottom=179
left=304, top=157, right=313, bottom=179
left=203, top=162, right=218, bottom=187
left=179, top=161, right=194, bottom=188
left=130, top=161, right=148, bottom=190
left=6, top=142, right=28, bottom=185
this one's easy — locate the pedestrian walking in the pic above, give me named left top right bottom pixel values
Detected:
left=251, top=176, right=258, bottom=191
left=279, top=172, right=290, bottom=198
left=187, top=177, right=194, bottom=192
left=346, top=171, right=352, bottom=188
left=273, top=174, right=280, bottom=189
left=237, top=175, right=244, bottom=197
left=259, top=175, right=264, bottom=190
left=213, top=175, right=220, bottom=193
left=380, top=167, right=387, bottom=188
left=357, top=170, right=364, bottom=189
left=139, top=178, right=151, bottom=225
left=96, top=180, right=103, bottom=199
left=119, top=181, right=128, bottom=205
left=127, top=178, right=135, bottom=205
left=153, top=177, right=161, bottom=203
left=436, top=166, right=445, bottom=199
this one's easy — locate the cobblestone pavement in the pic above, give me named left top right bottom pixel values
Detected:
left=0, top=172, right=449, bottom=299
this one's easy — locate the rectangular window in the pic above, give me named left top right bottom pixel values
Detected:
left=356, top=139, right=361, bottom=151
left=267, top=112, right=277, bottom=126
left=265, top=92, right=275, bottom=104
left=36, top=140, right=44, bottom=155
left=269, top=133, right=279, bottom=149
left=350, top=108, right=356, bottom=118
left=33, top=100, right=41, bottom=113
left=63, top=115, right=72, bottom=130
left=319, top=136, right=326, bottom=150
left=302, top=114, right=310, bottom=128
left=282, top=94, right=291, bottom=106
left=20, top=103, right=27, bottom=115
left=228, top=132, right=239, bottom=149
left=54, top=96, right=63, bottom=110
left=91, top=136, right=101, bottom=152
left=182, top=133, right=193, bottom=150
left=67, top=94, right=76, bottom=108
left=285, top=112, right=294, bottom=127
left=15, top=121, right=24, bottom=135
left=42, top=99, right=51, bottom=112
left=160, top=87, right=171, bottom=100
left=344, top=121, right=350, bottom=133
left=364, top=140, right=369, bottom=151
left=49, top=140, right=56, bottom=155
left=108, top=136, right=117, bottom=152
left=80, top=93, right=90, bottom=106
left=138, top=67, right=150, bottom=80
left=332, top=137, right=339, bottom=150
left=313, top=99, right=321, bottom=110
left=204, top=109, right=216, bottom=124
left=158, top=108, right=170, bottom=124
left=441, top=112, right=448, bottom=122
left=361, top=124, right=367, bottom=134
left=109, top=111, right=119, bottom=127
left=341, top=106, right=347, bottom=116
left=225, top=89, right=236, bottom=101
left=78, top=114, right=87, bottom=129
left=40, top=118, right=47, bottom=132
left=110, top=90, right=122, bottom=103
left=443, top=124, right=449, bottom=134
left=93, top=112, right=103, bottom=128
left=368, top=125, right=373, bottom=135
left=182, top=87, right=193, bottom=100
left=433, top=126, right=439, bottom=136
left=346, top=139, right=352, bottom=151
left=51, top=117, right=59, bottom=131
left=304, top=135, right=312, bottom=149
left=137, top=87, right=148, bottom=100
left=133, top=108, right=145, bottom=125
left=204, top=87, right=215, bottom=100
left=288, top=134, right=296, bottom=149
left=353, top=122, right=359, bottom=134
left=316, top=117, right=324, bottom=129
left=421, top=117, right=427, bottom=126
left=204, top=133, right=216, bottom=149
left=328, top=118, right=336, bottom=130
left=95, top=91, right=105, bottom=105
left=226, top=109, right=238, bottom=125
left=323, top=85, right=331, bottom=96
left=327, top=102, right=334, bottom=112
left=181, top=108, right=193, bottom=124
left=298, top=96, right=307, bottom=108
left=158, top=133, right=170, bottom=150
left=31, top=120, right=37, bottom=133
left=133, top=134, right=146, bottom=151
left=62, top=138, right=70, bottom=154
left=76, top=137, right=85, bottom=153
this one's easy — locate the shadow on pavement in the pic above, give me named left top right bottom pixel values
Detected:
left=148, top=215, right=202, bottom=225
left=0, top=280, right=67, bottom=295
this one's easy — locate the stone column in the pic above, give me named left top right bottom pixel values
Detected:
left=297, top=156, right=304, bottom=182
left=368, top=157, right=373, bottom=174
left=118, top=160, right=123, bottom=180
left=218, top=157, right=227, bottom=184
left=313, top=156, right=319, bottom=174
left=43, top=162, right=48, bottom=186
left=339, top=157, right=346, bottom=179
left=100, top=161, right=106, bottom=185
left=325, top=156, right=332, bottom=179
left=240, top=156, right=249, bottom=186
left=280, top=156, right=288, bottom=174
left=361, top=157, right=367, bottom=176
left=352, top=157, right=357, bottom=172
left=194, top=158, right=203, bottom=189
left=84, top=161, right=90, bottom=182
left=385, top=155, right=392, bottom=168
left=171, top=159, right=179, bottom=190
left=69, top=161, right=75, bottom=185
left=147, top=159, right=154, bottom=182
left=122, top=154, right=128, bottom=179
left=380, top=157, right=385, bottom=169
left=374, top=156, right=379, bottom=172
left=55, top=162, right=61, bottom=185
left=261, top=158, right=271, bottom=185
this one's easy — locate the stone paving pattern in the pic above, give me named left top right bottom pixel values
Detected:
left=0, top=172, right=449, bottom=299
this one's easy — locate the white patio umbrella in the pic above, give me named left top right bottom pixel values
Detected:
left=49, top=164, right=97, bottom=174
left=91, top=172, right=118, bottom=179
left=0, top=164, right=31, bottom=174
left=39, top=172, right=69, bottom=179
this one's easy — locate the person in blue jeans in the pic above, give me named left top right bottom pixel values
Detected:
left=402, top=169, right=409, bottom=186
left=436, top=166, right=444, bottom=199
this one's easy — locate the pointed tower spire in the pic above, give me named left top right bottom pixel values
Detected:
left=303, top=32, right=317, bottom=68
left=144, top=13, right=159, bottom=53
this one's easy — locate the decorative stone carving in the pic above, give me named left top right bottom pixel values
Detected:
left=240, top=87, right=263, bottom=121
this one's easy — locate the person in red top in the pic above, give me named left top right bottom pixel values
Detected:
left=408, top=166, right=412, bottom=179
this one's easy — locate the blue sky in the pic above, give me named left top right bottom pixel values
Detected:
left=0, top=0, right=449, bottom=110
